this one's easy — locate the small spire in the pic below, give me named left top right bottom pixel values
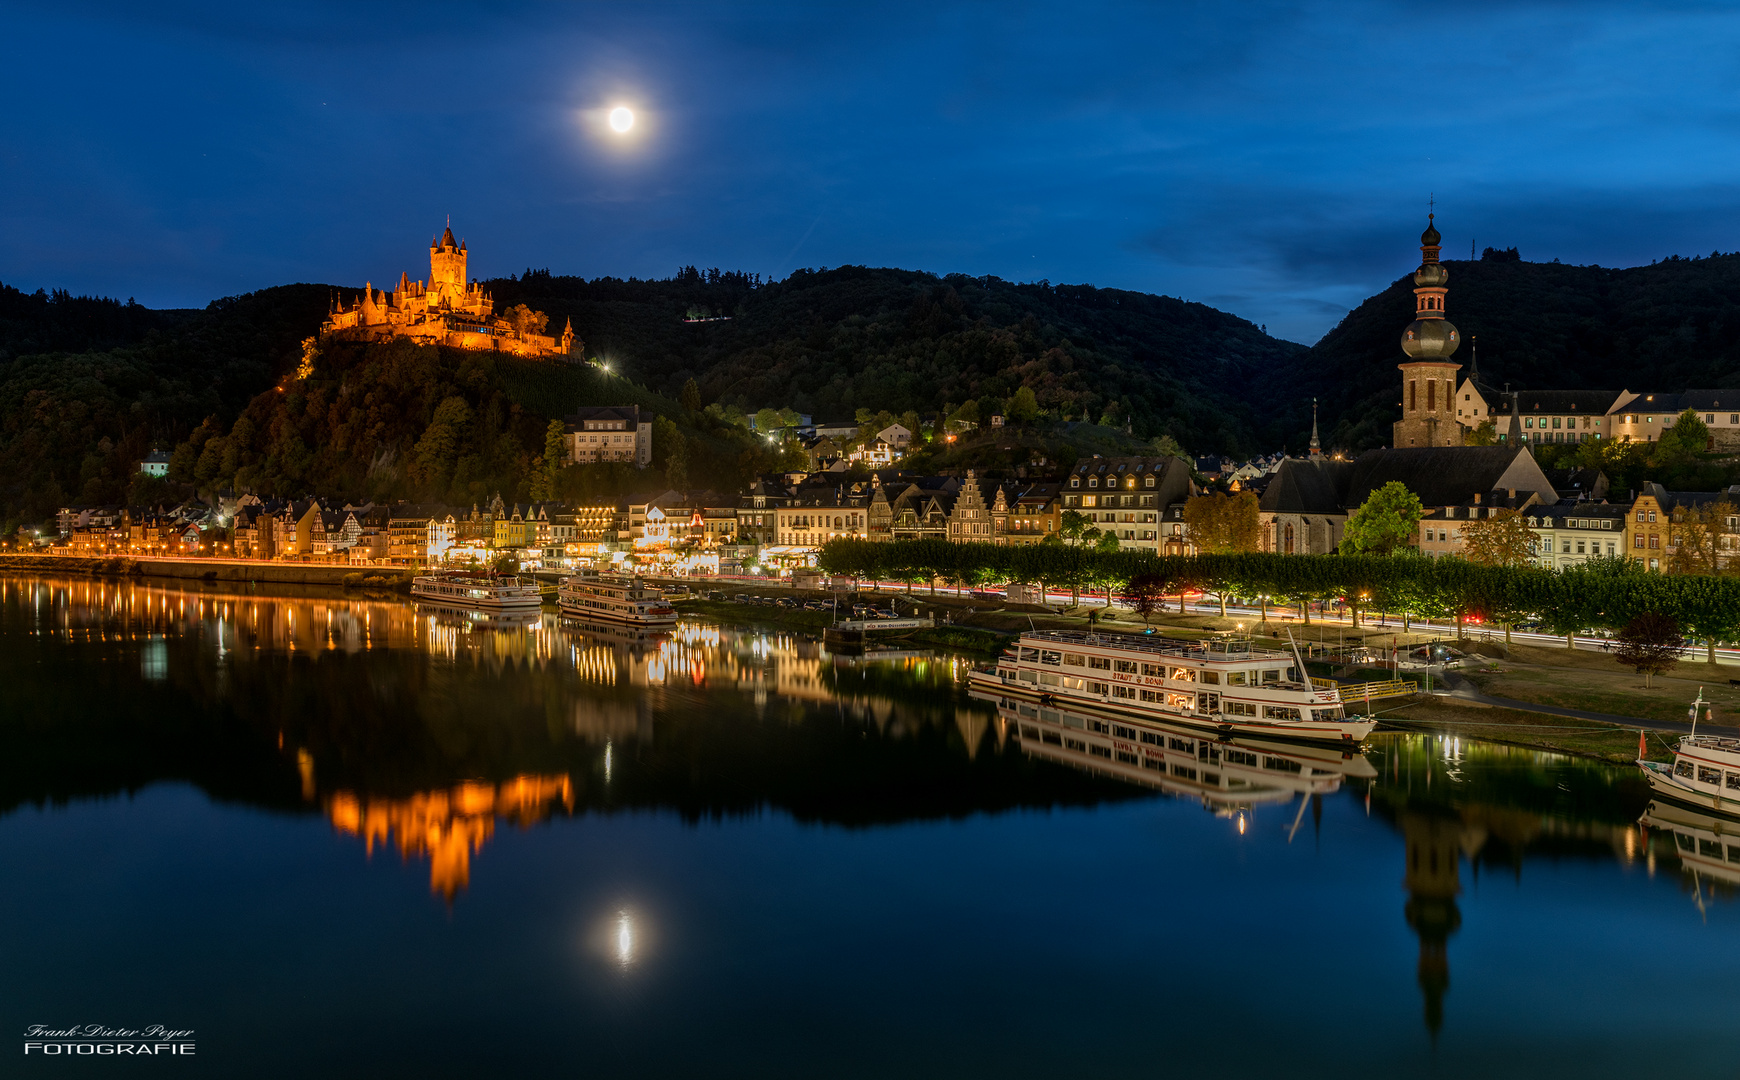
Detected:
left=1309, top=398, right=1322, bottom=456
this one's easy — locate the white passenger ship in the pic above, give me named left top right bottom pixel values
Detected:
left=967, top=630, right=1377, bottom=743
left=1638, top=692, right=1740, bottom=816
left=410, top=571, right=543, bottom=611
left=557, top=570, right=678, bottom=628
left=973, top=689, right=1376, bottom=809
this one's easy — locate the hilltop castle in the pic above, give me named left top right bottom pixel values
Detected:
left=321, top=225, right=577, bottom=359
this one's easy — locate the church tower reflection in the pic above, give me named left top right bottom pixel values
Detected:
left=1401, top=811, right=1463, bottom=1038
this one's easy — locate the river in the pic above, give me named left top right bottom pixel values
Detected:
left=1, top=575, right=1734, bottom=1077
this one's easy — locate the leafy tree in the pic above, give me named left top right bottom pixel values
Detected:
left=1150, top=434, right=1188, bottom=461
left=1464, top=418, right=1497, bottom=446
left=1125, top=572, right=1165, bottom=625
left=1059, top=509, right=1093, bottom=546
left=1614, top=612, right=1685, bottom=687
left=652, top=415, right=688, bottom=491
left=1007, top=386, right=1039, bottom=423
left=1094, top=530, right=1121, bottom=554
left=1666, top=496, right=1733, bottom=575
left=503, top=303, right=549, bottom=336
left=1339, top=481, right=1424, bottom=556
left=1182, top=490, right=1260, bottom=553
left=680, top=377, right=702, bottom=414
left=1460, top=508, right=1535, bottom=567
left=529, top=419, right=566, bottom=501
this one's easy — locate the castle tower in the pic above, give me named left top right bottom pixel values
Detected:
left=561, top=318, right=576, bottom=355
left=429, top=224, right=468, bottom=308
left=1392, top=214, right=1463, bottom=448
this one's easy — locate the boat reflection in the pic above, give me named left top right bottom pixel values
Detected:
left=1640, top=800, right=1740, bottom=916
left=973, top=686, right=1375, bottom=812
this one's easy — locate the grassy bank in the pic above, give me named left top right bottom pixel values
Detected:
left=1374, top=696, right=1679, bottom=764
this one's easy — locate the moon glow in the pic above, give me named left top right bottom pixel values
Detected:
left=608, top=107, right=635, bottom=133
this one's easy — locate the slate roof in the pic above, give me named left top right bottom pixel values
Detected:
left=1256, top=458, right=1350, bottom=515
left=1342, top=446, right=1554, bottom=510
left=1489, top=390, right=1620, bottom=416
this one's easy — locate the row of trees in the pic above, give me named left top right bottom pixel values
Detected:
left=814, top=539, right=1740, bottom=661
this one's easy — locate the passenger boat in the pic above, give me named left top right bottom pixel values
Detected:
left=966, top=629, right=1377, bottom=743
left=1637, top=690, right=1740, bottom=816
left=410, top=570, right=543, bottom=611
left=972, top=687, right=1376, bottom=809
left=557, top=570, right=678, bottom=628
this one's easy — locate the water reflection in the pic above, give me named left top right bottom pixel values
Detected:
left=1, top=576, right=1130, bottom=897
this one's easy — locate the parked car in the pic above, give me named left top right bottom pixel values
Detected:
left=706, top=590, right=726, bottom=601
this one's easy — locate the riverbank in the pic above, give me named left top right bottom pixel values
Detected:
left=0, top=553, right=366, bottom=586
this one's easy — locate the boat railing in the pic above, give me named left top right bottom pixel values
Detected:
left=1682, top=734, right=1740, bottom=753
left=1020, top=629, right=1291, bottom=661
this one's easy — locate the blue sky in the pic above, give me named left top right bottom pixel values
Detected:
left=6, top=1, right=1740, bottom=343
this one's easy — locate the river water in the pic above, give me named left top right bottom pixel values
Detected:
left=1, top=575, right=1735, bottom=1077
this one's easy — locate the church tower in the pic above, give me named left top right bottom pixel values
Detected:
left=1392, top=214, right=1463, bottom=448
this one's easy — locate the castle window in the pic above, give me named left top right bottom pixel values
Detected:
left=1427, top=381, right=1436, bottom=410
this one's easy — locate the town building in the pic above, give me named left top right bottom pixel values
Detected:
left=1060, top=456, right=1194, bottom=553
left=138, top=451, right=170, bottom=477
left=321, top=225, right=577, bottom=359
left=565, top=406, right=653, bottom=467
left=1526, top=504, right=1628, bottom=569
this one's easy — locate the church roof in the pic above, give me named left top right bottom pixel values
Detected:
left=1343, top=446, right=1555, bottom=509
left=1257, top=457, right=1349, bottom=514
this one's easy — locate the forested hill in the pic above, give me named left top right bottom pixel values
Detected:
left=486, top=266, right=1308, bottom=449
left=1305, top=251, right=1740, bottom=450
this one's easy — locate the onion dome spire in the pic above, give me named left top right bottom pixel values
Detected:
left=1401, top=211, right=1459, bottom=359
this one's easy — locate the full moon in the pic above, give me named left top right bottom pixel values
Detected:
left=608, top=107, right=634, bottom=133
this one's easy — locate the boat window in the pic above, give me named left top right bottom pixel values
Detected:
left=1039, top=673, right=1059, bottom=686
left=1113, top=659, right=1139, bottom=674
left=1140, top=731, right=1162, bottom=745
left=1089, top=744, right=1112, bottom=759
left=1088, top=681, right=1110, bottom=695
left=1171, top=765, right=1197, bottom=780
left=1262, top=669, right=1282, bottom=683
left=1090, top=720, right=1109, bottom=733
left=1676, top=761, right=1694, bottom=779
left=1019, top=670, right=1038, bottom=682
left=1143, top=757, right=1165, bottom=772
left=1226, top=671, right=1248, bottom=686
left=1314, top=707, right=1344, bottom=722
left=1224, top=749, right=1258, bottom=767
left=1063, top=653, right=1085, bottom=667
left=1700, top=766, right=1723, bottom=785
left=1088, top=656, right=1112, bottom=671
left=1199, top=671, right=1220, bottom=685
left=1018, top=704, right=1037, bottom=718
left=1728, top=773, right=1740, bottom=791
left=1058, top=713, right=1083, bottom=729
left=1112, top=725, right=1137, bottom=739
left=1676, top=833, right=1695, bottom=851
left=1169, top=667, right=1195, bottom=682
left=1141, top=663, right=1164, bottom=677
left=1140, top=689, right=1162, bottom=703
left=1020, top=648, right=1040, bottom=662
left=1112, top=685, right=1138, bottom=700
left=1168, top=738, right=1194, bottom=753
left=1116, top=750, right=1140, bottom=765
left=1040, top=650, right=1062, bottom=665
left=1041, top=731, right=1062, bottom=745
left=1061, top=676, right=1085, bottom=691
left=1064, top=738, right=1086, bottom=752
left=1263, top=705, right=1303, bottom=720
left=1019, top=725, right=1040, bottom=739
left=1199, top=692, right=1220, bottom=712
left=1730, top=845, right=1740, bottom=864
left=1264, top=756, right=1304, bottom=773
left=1167, top=692, right=1195, bottom=709
left=1225, top=701, right=1256, bottom=716
left=1702, top=839, right=1724, bottom=858
left=1201, top=771, right=1220, bottom=786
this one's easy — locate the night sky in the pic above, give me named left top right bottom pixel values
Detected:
left=6, top=1, right=1740, bottom=343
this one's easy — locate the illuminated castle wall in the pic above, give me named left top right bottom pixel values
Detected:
left=322, top=225, right=578, bottom=360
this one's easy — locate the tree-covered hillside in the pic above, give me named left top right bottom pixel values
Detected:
left=487, top=265, right=1307, bottom=450
left=1305, top=251, right=1740, bottom=450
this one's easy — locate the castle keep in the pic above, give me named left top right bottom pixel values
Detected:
left=322, top=225, right=577, bottom=359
